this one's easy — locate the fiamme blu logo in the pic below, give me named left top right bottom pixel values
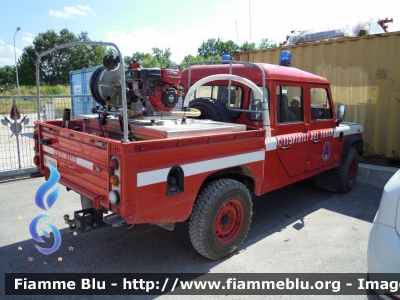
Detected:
left=29, top=165, right=62, bottom=254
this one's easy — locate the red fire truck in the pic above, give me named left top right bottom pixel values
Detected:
left=33, top=45, right=363, bottom=260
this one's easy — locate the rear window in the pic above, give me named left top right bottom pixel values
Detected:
left=189, top=85, right=243, bottom=118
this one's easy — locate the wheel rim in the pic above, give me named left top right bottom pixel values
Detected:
left=215, top=199, right=244, bottom=244
left=348, top=158, right=357, bottom=183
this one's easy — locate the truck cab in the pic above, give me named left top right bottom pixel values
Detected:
left=181, top=63, right=362, bottom=193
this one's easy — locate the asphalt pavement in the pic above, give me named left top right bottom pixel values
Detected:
left=0, top=170, right=394, bottom=299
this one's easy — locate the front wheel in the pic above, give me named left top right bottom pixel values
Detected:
left=338, top=147, right=359, bottom=192
left=189, top=179, right=252, bottom=260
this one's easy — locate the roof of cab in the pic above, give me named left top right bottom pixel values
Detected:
left=180, top=63, right=329, bottom=85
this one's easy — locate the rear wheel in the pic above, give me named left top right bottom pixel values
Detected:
left=189, top=179, right=252, bottom=260
left=189, top=97, right=232, bottom=123
left=338, top=147, right=359, bottom=192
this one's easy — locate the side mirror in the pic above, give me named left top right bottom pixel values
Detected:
left=336, top=104, right=346, bottom=125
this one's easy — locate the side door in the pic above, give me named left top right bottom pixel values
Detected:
left=307, top=85, right=336, bottom=170
left=274, top=83, right=309, bottom=177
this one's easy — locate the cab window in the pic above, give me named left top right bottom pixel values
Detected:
left=248, top=87, right=270, bottom=121
left=276, top=85, right=303, bottom=123
left=311, top=88, right=333, bottom=120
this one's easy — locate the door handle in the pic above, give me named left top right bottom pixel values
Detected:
left=281, top=146, right=291, bottom=150
left=313, top=140, right=321, bottom=144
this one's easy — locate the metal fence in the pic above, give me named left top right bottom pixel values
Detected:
left=0, top=95, right=94, bottom=179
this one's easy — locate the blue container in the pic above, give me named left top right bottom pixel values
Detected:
left=69, top=66, right=99, bottom=118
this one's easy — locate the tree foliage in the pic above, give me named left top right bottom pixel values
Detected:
left=239, top=41, right=257, bottom=52
left=179, top=54, right=222, bottom=71
left=0, top=66, right=16, bottom=90
left=18, top=29, right=108, bottom=86
left=125, top=48, right=175, bottom=68
left=197, top=38, right=240, bottom=59
left=12, top=28, right=277, bottom=88
left=197, top=37, right=276, bottom=61
left=152, top=47, right=174, bottom=68
left=259, top=38, right=277, bottom=49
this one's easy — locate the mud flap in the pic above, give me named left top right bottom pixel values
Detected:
left=315, top=167, right=339, bottom=192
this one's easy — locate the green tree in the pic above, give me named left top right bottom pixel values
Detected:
left=125, top=48, right=175, bottom=68
left=0, top=66, right=16, bottom=89
left=181, top=54, right=221, bottom=64
left=239, top=41, right=257, bottom=52
left=217, top=40, right=239, bottom=57
left=152, top=47, right=174, bottom=68
left=182, top=54, right=205, bottom=63
left=18, top=29, right=107, bottom=86
left=198, top=38, right=240, bottom=58
left=179, top=54, right=222, bottom=71
left=125, top=51, right=160, bottom=68
left=179, top=54, right=205, bottom=71
left=197, top=37, right=281, bottom=58
left=258, top=38, right=277, bottom=49
left=198, top=38, right=222, bottom=58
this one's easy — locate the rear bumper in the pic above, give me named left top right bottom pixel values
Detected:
left=368, top=222, right=400, bottom=274
left=367, top=222, right=400, bottom=299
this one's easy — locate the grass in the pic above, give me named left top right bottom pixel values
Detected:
left=3, top=85, right=70, bottom=95
left=0, top=85, right=72, bottom=115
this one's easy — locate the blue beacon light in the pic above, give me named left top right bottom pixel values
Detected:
left=279, top=51, right=291, bottom=66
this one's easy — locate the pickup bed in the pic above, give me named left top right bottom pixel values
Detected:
left=35, top=117, right=265, bottom=225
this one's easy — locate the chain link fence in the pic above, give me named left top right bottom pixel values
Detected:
left=0, top=95, right=94, bottom=179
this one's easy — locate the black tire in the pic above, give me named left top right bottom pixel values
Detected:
left=189, top=97, right=232, bottom=123
left=189, top=178, right=252, bottom=260
left=338, top=147, right=359, bottom=192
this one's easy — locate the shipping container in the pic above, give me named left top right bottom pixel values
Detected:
left=69, top=66, right=99, bottom=118
left=234, top=31, right=400, bottom=164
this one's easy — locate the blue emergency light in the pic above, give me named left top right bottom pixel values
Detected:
left=279, top=51, right=291, bottom=66
left=222, top=54, right=231, bottom=60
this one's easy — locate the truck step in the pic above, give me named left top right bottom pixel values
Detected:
left=103, top=214, right=126, bottom=227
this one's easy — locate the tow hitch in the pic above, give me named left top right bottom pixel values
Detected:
left=64, top=208, right=127, bottom=234
left=64, top=208, right=108, bottom=233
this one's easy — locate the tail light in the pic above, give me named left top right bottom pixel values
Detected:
left=109, top=156, right=121, bottom=206
left=33, top=128, right=39, bottom=168
left=110, top=175, right=119, bottom=186
left=108, top=190, right=120, bottom=205
left=110, top=158, right=119, bottom=169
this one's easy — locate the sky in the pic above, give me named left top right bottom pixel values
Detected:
left=1, top=0, right=400, bottom=68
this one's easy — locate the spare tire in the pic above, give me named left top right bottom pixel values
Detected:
left=189, top=97, right=232, bottom=123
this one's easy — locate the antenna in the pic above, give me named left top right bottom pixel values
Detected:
left=236, top=21, right=239, bottom=45
left=249, top=0, right=252, bottom=62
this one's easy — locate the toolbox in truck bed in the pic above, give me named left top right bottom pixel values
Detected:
left=75, top=115, right=246, bottom=140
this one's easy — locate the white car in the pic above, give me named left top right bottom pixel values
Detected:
left=367, top=169, right=400, bottom=299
